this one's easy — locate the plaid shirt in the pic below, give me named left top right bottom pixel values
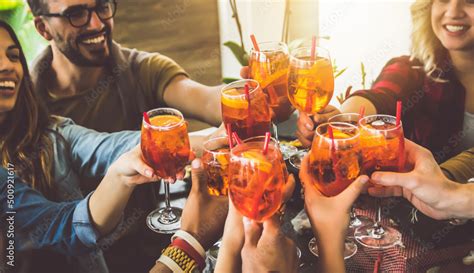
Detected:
left=351, top=56, right=466, bottom=163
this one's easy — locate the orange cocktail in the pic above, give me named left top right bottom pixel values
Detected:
left=359, top=115, right=405, bottom=175
left=141, top=108, right=190, bottom=234
left=221, top=79, right=271, bottom=140
left=249, top=42, right=294, bottom=122
left=288, top=46, right=334, bottom=115
left=141, top=113, right=190, bottom=179
left=202, top=136, right=231, bottom=196
left=309, top=122, right=361, bottom=196
left=228, top=140, right=285, bottom=222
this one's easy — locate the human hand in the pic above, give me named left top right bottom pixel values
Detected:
left=180, top=159, right=228, bottom=250
left=295, top=106, right=341, bottom=148
left=107, top=145, right=159, bottom=187
left=368, top=140, right=463, bottom=220
left=300, top=154, right=368, bottom=239
left=241, top=217, right=298, bottom=273
left=216, top=174, right=296, bottom=272
left=240, top=66, right=250, bottom=79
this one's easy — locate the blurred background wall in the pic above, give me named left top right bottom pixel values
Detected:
left=114, top=0, right=222, bottom=86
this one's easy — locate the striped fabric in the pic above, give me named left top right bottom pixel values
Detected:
left=349, top=56, right=466, bottom=163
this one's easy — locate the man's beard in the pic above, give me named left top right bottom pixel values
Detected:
left=54, top=28, right=113, bottom=67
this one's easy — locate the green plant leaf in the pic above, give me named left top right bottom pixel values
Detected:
left=0, top=0, right=22, bottom=11
left=360, top=62, right=367, bottom=89
left=334, top=67, right=347, bottom=79
left=223, top=41, right=248, bottom=66
left=222, top=77, right=241, bottom=84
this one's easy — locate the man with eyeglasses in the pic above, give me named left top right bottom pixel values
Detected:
left=24, top=0, right=224, bottom=272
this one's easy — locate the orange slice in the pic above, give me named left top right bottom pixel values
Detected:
left=149, top=115, right=181, bottom=127
left=241, top=150, right=272, bottom=173
left=221, top=88, right=249, bottom=109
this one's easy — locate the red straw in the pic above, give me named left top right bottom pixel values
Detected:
left=226, top=124, right=234, bottom=149
left=232, top=132, right=242, bottom=145
left=396, top=100, right=402, bottom=126
left=359, top=106, right=366, bottom=121
left=262, top=132, right=271, bottom=155
left=143, top=112, right=151, bottom=125
left=327, top=126, right=339, bottom=177
left=249, top=34, right=278, bottom=108
left=244, top=84, right=250, bottom=102
left=373, top=253, right=382, bottom=273
left=328, top=126, right=336, bottom=151
left=310, top=35, right=317, bottom=61
left=250, top=34, right=260, bottom=51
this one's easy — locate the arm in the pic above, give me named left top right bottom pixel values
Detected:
left=164, top=75, right=223, bottom=127
left=369, top=140, right=474, bottom=220
left=56, top=117, right=140, bottom=178
left=0, top=146, right=157, bottom=255
left=440, top=148, right=474, bottom=183
left=300, top=155, right=368, bottom=273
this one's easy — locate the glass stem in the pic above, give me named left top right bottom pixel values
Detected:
left=164, top=180, right=171, bottom=209
left=272, top=122, right=280, bottom=141
left=374, top=199, right=382, bottom=230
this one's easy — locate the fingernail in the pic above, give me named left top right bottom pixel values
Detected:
left=145, top=169, right=153, bottom=178
left=360, top=176, right=369, bottom=184
left=371, top=173, right=380, bottom=181
left=243, top=217, right=251, bottom=228
left=192, top=159, right=201, bottom=169
left=305, top=123, right=313, bottom=130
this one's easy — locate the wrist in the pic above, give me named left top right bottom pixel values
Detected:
left=448, top=182, right=474, bottom=219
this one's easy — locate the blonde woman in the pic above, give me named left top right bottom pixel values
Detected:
left=297, top=0, right=474, bottom=163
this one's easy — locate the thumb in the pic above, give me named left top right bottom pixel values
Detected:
left=191, top=159, right=207, bottom=192
left=243, top=217, right=262, bottom=248
left=337, top=175, right=369, bottom=210
left=371, top=171, right=415, bottom=190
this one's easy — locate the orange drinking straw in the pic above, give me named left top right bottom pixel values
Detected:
left=226, top=124, right=234, bottom=149
left=250, top=34, right=260, bottom=51
left=262, top=132, right=271, bottom=155
left=232, top=132, right=242, bottom=145
left=311, top=35, right=317, bottom=61
left=249, top=34, right=278, bottom=105
left=396, top=101, right=402, bottom=126
left=359, top=106, right=366, bottom=121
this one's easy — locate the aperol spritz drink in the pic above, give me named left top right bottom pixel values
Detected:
left=288, top=46, right=334, bottom=115
left=354, top=114, right=405, bottom=249
left=250, top=42, right=294, bottom=122
left=221, top=79, right=271, bottom=140
left=228, top=140, right=285, bottom=222
left=309, top=122, right=361, bottom=196
left=202, top=136, right=231, bottom=196
left=141, top=108, right=190, bottom=234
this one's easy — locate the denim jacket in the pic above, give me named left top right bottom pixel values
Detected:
left=1, top=116, right=140, bottom=273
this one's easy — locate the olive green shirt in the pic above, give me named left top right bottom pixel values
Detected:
left=441, top=148, right=474, bottom=183
left=31, top=42, right=188, bottom=132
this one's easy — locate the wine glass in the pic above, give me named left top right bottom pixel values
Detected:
left=306, top=122, right=361, bottom=259
left=287, top=46, right=334, bottom=169
left=354, top=115, right=405, bottom=249
left=249, top=41, right=298, bottom=160
left=202, top=136, right=231, bottom=197
left=328, top=113, right=374, bottom=230
left=142, top=108, right=190, bottom=234
left=221, top=79, right=271, bottom=140
left=228, top=138, right=285, bottom=222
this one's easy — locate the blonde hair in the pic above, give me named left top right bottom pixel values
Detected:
left=410, top=0, right=447, bottom=78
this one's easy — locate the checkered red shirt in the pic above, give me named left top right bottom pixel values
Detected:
left=350, top=56, right=466, bottom=163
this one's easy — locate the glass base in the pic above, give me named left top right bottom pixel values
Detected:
left=308, top=237, right=357, bottom=260
left=279, top=143, right=298, bottom=161
left=349, top=215, right=374, bottom=231
left=146, top=206, right=182, bottom=234
left=288, top=150, right=308, bottom=169
left=354, top=224, right=402, bottom=249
